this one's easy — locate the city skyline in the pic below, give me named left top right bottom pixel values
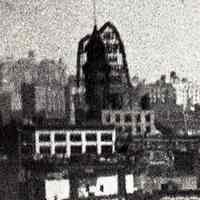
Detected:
left=0, top=0, right=200, bottom=82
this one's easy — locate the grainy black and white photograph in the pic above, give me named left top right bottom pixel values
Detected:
left=0, top=0, right=200, bottom=199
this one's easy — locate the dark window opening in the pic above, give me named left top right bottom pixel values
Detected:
left=145, top=114, right=151, bottom=122
left=21, top=145, right=33, bottom=155
left=100, top=185, right=104, bottom=192
left=21, top=134, right=33, bottom=143
left=39, top=134, right=50, bottom=142
left=146, top=126, right=151, bottom=133
left=86, top=134, right=97, bottom=141
left=86, top=146, right=97, bottom=154
left=116, top=126, right=123, bottom=133
left=101, top=134, right=112, bottom=141
left=136, top=114, right=141, bottom=123
left=86, top=184, right=90, bottom=192
left=125, top=114, right=132, bottom=122
left=124, top=126, right=132, bottom=134
left=54, top=134, right=66, bottom=142
left=110, top=94, right=122, bottom=110
left=136, top=126, right=141, bottom=133
left=70, top=134, right=81, bottom=142
left=55, top=146, right=66, bottom=154
left=105, top=114, right=111, bottom=123
left=115, top=114, right=120, bottom=123
left=71, top=146, right=82, bottom=155
left=40, top=146, right=51, bottom=155
left=101, top=146, right=113, bottom=155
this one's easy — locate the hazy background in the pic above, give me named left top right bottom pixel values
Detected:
left=0, top=0, right=200, bottom=82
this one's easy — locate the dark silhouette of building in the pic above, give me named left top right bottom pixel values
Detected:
left=21, top=82, right=35, bottom=121
left=82, top=25, right=111, bottom=121
left=77, top=22, right=132, bottom=111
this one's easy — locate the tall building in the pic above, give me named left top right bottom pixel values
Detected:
left=82, top=25, right=111, bottom=121
left=77, top=22, right=132, bottom=110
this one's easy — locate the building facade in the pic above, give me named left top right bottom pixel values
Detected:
left=102, top=109, right=157, bottom=136
left=33, top=126, right=116, bottom=158
left=145, top=81, right=176, bottom=106
left=173, top=80, right=200, bottom=109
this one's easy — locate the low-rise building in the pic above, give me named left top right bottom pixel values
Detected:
left=102, top=109, right=157, bottom=136
left=145, top=81, right=176, bottom=106
left=21, top=125, right=116, bottom=159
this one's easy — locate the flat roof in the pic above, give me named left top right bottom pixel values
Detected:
left=21, top=124, right=115, bottom=131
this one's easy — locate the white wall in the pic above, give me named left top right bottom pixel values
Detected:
left=125, top=174, right=137, bottom=194
left=45, top=179, right=70, bottom=200
left=78, top=175, right=118, bottom=198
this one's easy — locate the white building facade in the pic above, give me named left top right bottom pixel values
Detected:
left=173, top=80, right=200, bottom=109
left=35, top=127, right=116, bottom=158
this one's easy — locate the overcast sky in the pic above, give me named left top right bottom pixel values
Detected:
left=0, top=0, right=200, bottom=82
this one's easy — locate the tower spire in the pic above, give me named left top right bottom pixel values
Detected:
left=92, top=0, right=97, bottom=27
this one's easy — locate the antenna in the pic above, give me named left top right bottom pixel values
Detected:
left=92, top=0, right=97, bottom=26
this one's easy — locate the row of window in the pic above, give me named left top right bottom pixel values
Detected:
left=116, top=125, right=151, bottom=134
left=38, top=133, right=113, bottom=143
left=102, top=31, right=115, bottom=40
left=104, top=43, right=119, bottom=54
left=39, top=145, right=113, bottom=155
left=105, top=113, right=151, bottom=123
left=107, top=55, right=118, bottom=63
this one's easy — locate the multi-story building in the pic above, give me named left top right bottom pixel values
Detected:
left=102, top=109, right=157, bottom=136
left=173, top=79, right=200, bottom=109
left=65, top=75, right=86, bottom=125
left=35, top=85, right=66, bottom=120
left=77, top=22, right=132, bottom=110
left=145, top=81, right=176, bottom=106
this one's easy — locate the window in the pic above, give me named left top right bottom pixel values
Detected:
left=136, top=126, right=141, bottom=133
left=21, top=145, right=33, bottom=155
left=101, top=146, right=113, bottom=155
left=103, top=32, right=111, bottom=40
left=39, top=134, right=50, bottom=142
left=116, top=126, right=123, bottom=133
left=124, top=114, right=132, bottom=123
left=105, top=114, right=111, bottom=123
left=100, top=185, right=104, bottom=192
left=86, top=146, right=97, bottom=154
left=146, top=126, right=151, bottom=133
left=70, top=134, right=81, bottom=142
left=136, top=114, right=141, bottom=123
left=55, top=146, right=66, bottom=154
left=124, top=126, right=132, bottom=134
left=40, top=146, right=51, bottom=155
left=86, top=184, right=90, bottom=192
left=115, top=114, right=120, bottom=123
left=71, top=146, right=82, bottom=155
left=54, top=134, right=66, bottom=142
left=86, top=134, right=97, bottom=141
left=145, top=114, right=151, bottom=122
left=101, top=134, right=112, bottom=141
